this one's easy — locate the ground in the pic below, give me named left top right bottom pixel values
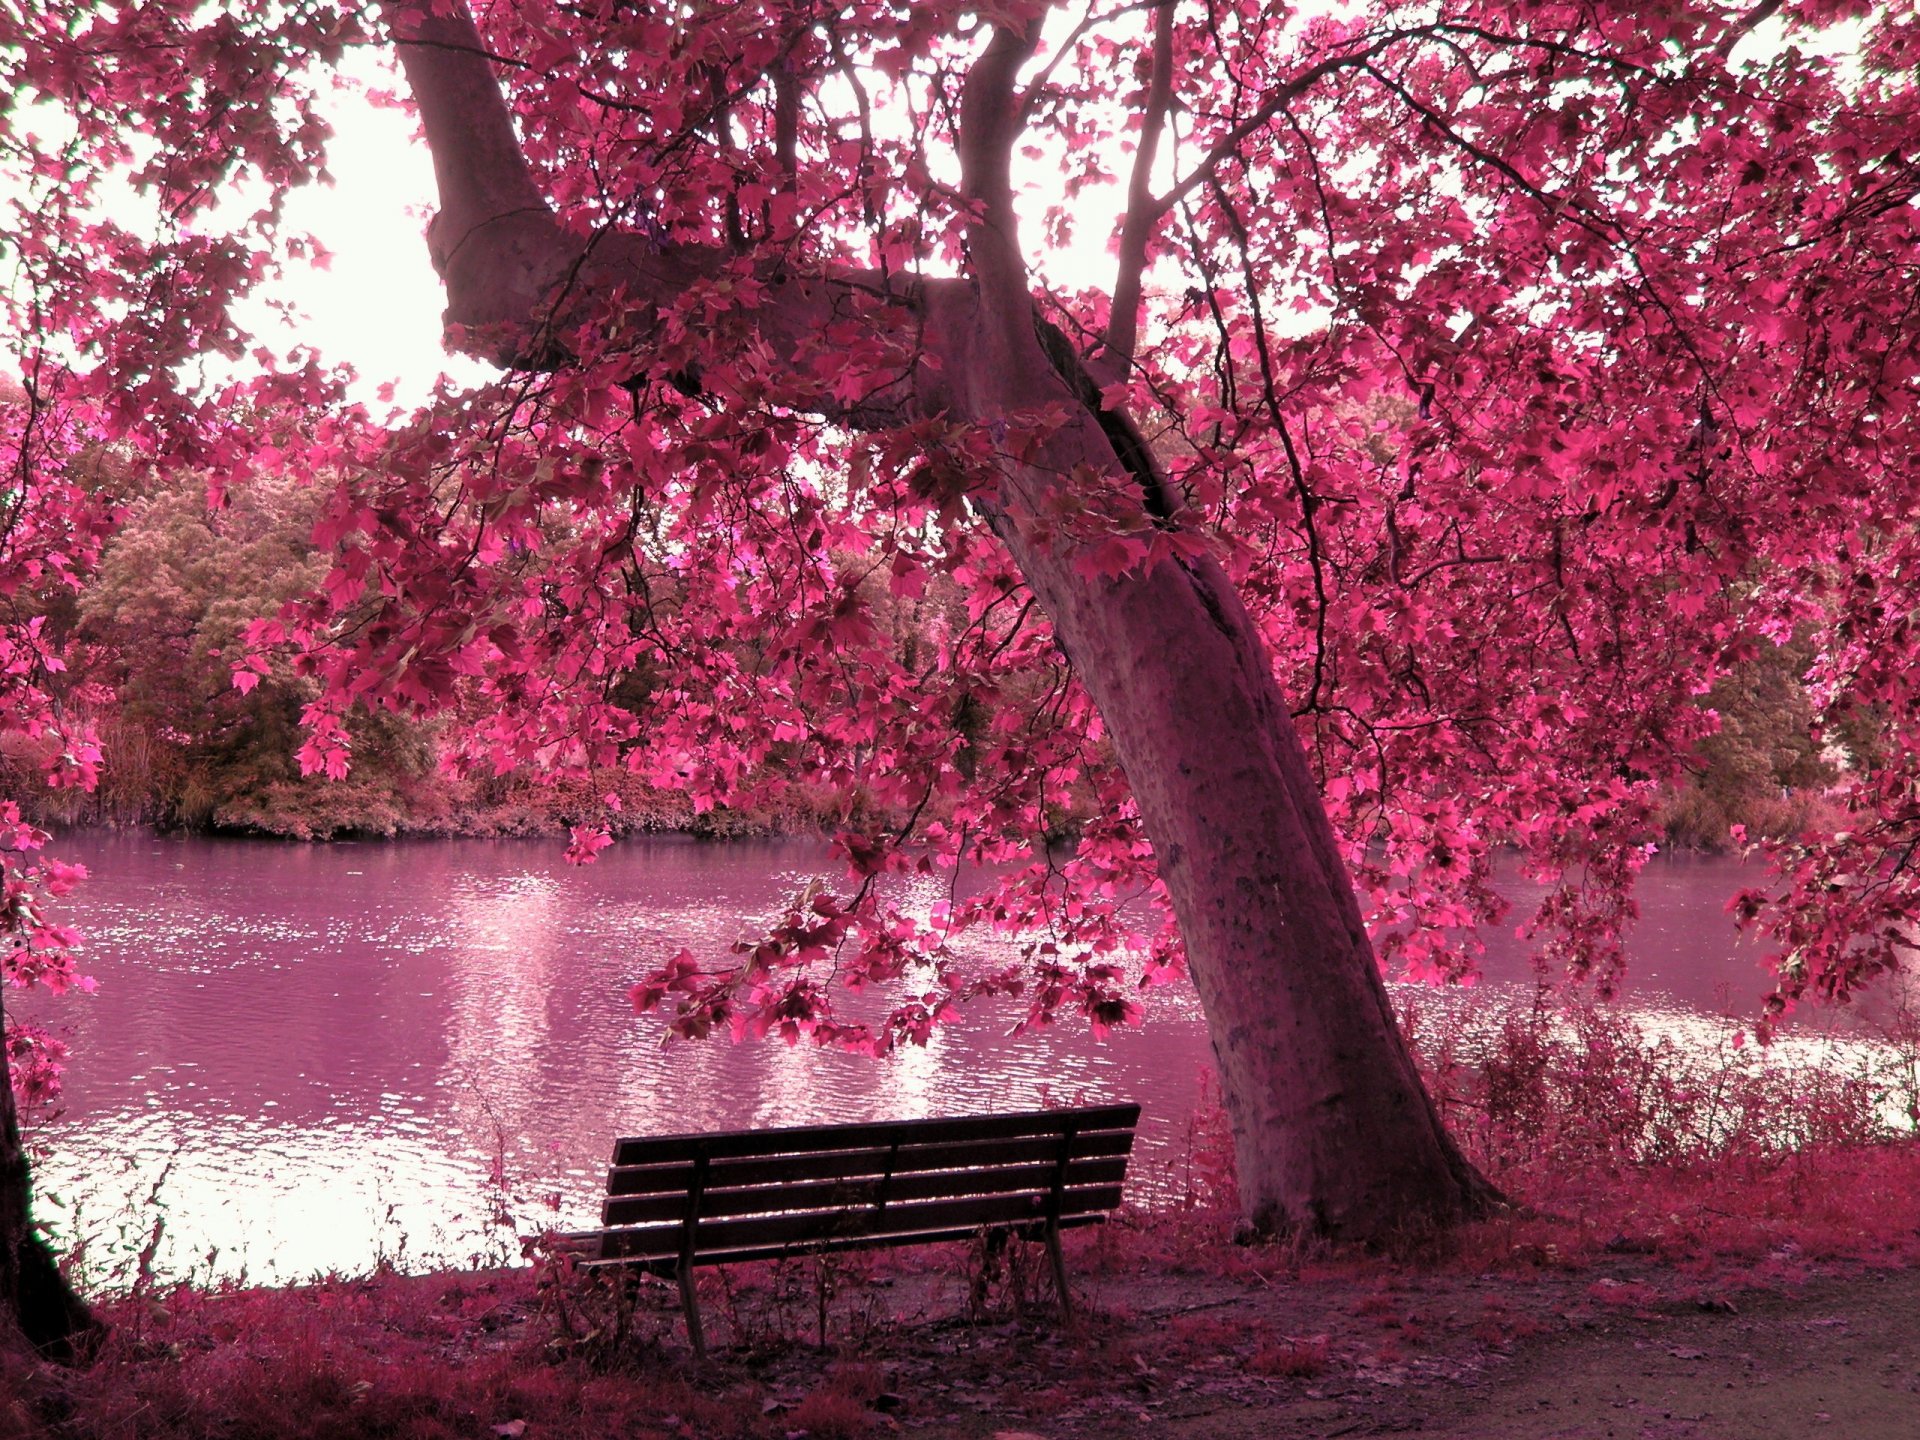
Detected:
left=1036, top=1252, right=1920, bottom=1439
left=1411, top=1269, right=1920, bottom=1440
left=7, top=1155, right=1919, bottom=1440
left=705, top=1231, right=1920, bottom=1439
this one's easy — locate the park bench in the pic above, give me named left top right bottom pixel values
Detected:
left=559, top=1102, right=1141, bottom=1358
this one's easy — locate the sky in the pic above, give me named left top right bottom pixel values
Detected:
left=229, top=66, right=489, bottom=405
left=0, top=49, right=487, bottom=409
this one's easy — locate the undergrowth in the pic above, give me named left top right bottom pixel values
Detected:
left=1402, top=984, right=1920, bottom=1185
left=1116, top=984, right=1920, bottom=1277
left=1128, top=984, right=1920, bottom=1232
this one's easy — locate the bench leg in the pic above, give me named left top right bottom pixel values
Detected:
left=610, top=1266, right=632, bottom=1345
left=1046, top=1223, right=1073, bottom=1323
left=677, top=1261, right=707, bottom=1361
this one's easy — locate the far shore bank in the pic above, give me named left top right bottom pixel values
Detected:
left=35, top=813, right=1782, bottom=858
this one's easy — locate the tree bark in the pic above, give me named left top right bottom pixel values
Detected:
left=385, top=1, right=1498, bottom=1240
left=0, top=996, right=101, bottom=1361
left=980, top=425, right=1495, bottom=1235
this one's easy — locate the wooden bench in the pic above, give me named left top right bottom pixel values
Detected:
left=559, top=1102, right=1141, bottom=1358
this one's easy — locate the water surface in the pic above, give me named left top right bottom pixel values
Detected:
left=13, top=834, right=1883, bottom=1285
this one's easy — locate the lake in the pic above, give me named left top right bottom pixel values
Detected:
left=9, top=833, right=1895, bottom=1287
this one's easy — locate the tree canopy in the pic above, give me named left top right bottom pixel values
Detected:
left=3, top=0, right=1918, bottom=1244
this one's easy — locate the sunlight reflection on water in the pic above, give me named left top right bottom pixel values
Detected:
left=15, top=834, right=1904, bottom=1287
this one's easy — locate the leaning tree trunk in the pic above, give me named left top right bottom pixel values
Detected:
left=976, top=409, right=1496, bottom=1237
left=0, top=995, right=100, bottom=1360
left=945, top=22, right=1496, bottom=1239
left=386, top=0, right=1498, bottom=1242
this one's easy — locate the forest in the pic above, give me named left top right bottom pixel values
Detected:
left=1, top=426, right=1857, bottom=848
left=2, top=0, right=1919, bottom=1435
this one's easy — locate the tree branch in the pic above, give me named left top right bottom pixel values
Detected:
left=381, top=3, right=548, bottom=248
left=774, top=58, right=798, bottom=187
left=1017, top=0, right=1156, bottom=122
left=1103, top=0, right=1175, bottom=369
left=958, top=9, right=1048, bottom=338
left=1149, top=36, right=1402, bottom=223
left=379, top=0, right=971, bottom=414
left=1713, top=0, right=1783, bottom=60
left=380, top=0, right=573, bottom=344
left=1145, top=16, right=1664, bottom=235
left=382, top=0, right=1129, bottom=497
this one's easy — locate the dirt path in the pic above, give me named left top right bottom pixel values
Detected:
left=1413, top=1268, right=1920, bottom=1440
left=783, top=1251, right=1920, bottom=1438
left=1027, top=1266, right=1920, bottom=1440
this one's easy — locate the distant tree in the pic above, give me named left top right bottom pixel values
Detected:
left=4, top=0, right=1918, bottom=1288
left=1662, top=636, right=1839, bottom=850
left=78, top=469, right=440, bottom=835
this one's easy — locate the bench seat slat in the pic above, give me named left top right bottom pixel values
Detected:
left=607, top=1127, right=1136, bottom=1197
left=593, top=1185, right=1126, bottom=1264
left=610, top=1103, right=1141, bottom=1168
left=603, top=1155, right=1130, bottom=1227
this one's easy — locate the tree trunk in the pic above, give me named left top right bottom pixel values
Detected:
left=976, top=409, right=1496, bottom=1237
left=0, top=997, right=100, bottom=1361
left=385, top=0, right=1498, bottom=1243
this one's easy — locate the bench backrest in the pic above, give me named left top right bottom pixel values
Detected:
left=592, top=1103, right=1141, bottom=1270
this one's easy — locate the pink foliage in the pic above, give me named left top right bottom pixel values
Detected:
left=1, top=0, right=1916, bottom=1053
left=0, top=382, right=108, bottom=1101
left=562, top=824, right=613, bottom=865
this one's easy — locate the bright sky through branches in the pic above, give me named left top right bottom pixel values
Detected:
left=245, top=45, right=1141, bottom=405
left=3, top=28, right=1153, bottom=409
left=0, top=48, right=485, bottom=408
left=216, top=53, right=498, bottom=407
left=226, top=80, right=478, bottom=405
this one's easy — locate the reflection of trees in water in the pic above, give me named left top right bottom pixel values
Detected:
left=442, top=871, right=572, bottom=1173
